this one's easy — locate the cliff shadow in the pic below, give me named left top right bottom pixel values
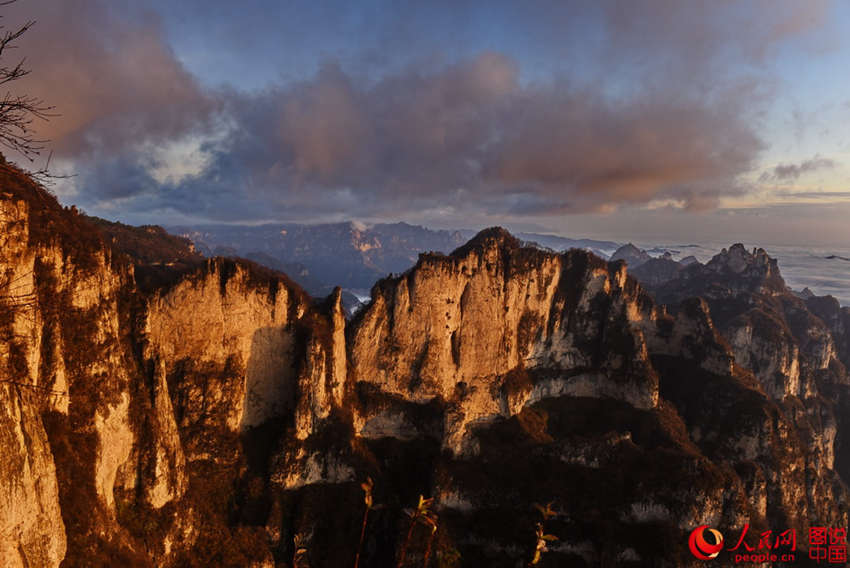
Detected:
left=240, top=325, right=299, bottom=476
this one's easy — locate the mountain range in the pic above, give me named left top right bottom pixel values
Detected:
left=167, top=222, right=619, bottom=296
left=2, top=162, right=849, bottom=566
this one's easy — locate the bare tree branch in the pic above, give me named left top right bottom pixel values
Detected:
left=0, top=2, right=54, bottom=162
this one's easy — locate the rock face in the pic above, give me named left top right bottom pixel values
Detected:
left=350, top=228, right=661, bottom=457
left=631, top=243, right=842, bottom=401
left=630, top=255, right=684, bottom=287
left=0, top=167, right=347, bottom=566
left=3, top=164, right=850, bottom=567
left=171, top=221, right=469, bottom=291
left=610, top=243, right=652, bottom=267
left=0, top=380, right=66, bottom=568
left=630, top=241, right=850, bottom=549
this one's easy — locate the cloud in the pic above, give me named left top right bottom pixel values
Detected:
left=5, top=0, right=215, bottom=157
left=602, top=0, right=829, bottom=69
left=776, top=190, right=850, bottom=200
left=63, top=53, right=763, bottom=220
left=0, top=0, right=833, bottom=223
left=759, top=156, right=837, bottom=182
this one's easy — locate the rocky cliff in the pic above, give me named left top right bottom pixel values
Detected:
left=609, top=243, right=652, bottom=268
left=0, top=164, right=347, bottom=566
left=2, top=163, right=850, bottom=567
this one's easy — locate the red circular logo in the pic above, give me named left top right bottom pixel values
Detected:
left=689, top=525, right=724, bottom=560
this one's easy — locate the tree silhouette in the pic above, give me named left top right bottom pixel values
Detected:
left=0, top=0, right=53, bottom=162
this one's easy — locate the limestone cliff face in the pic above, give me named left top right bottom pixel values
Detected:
left=3, top=162, right=850, bottom=567
left=806, top=294, right=850, bottom=369
left=341, top=230, right=848, bottom=566
left=292, top=288, right=348, bottom=441
left=0, top=169, right=345, bottom=566
left=630, top=239, right=850, bottom=553
left=0, top=175, right=133, bottom=567
left=702, top=244, right=787, bottom=295
left=636, top=243, right=844, bottom=406
left=350, top=229, right=660, bottom=455
left=0, top=382, right=65, bottom=568
left=145, top=258, right=306, bottom=440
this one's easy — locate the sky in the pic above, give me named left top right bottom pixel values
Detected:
left=4, top=0, right=850, bottom=246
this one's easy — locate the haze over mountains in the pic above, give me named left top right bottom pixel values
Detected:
left=164, top=221, right=850, bottom=307
left=167, top=222, right=619, bottom=298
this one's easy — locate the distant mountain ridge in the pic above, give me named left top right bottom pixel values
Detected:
left=509, top=232, right=619, bottom=256
left=610, top=243, right=653, bottom=267
left=169, top=221, right=467, bottom=292
left=169, top=222, right=621, bottom=294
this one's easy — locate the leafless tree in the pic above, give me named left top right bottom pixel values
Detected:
left=0, top=4, right=66, bottom=397
left=0, top=0, right=53, bottom=162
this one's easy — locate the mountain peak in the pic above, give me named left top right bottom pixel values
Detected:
left=706, top=244, right=782, bottom=291
left=610, top=242, right=651, bottom=267
left=450, top=226, right=521, bottom=258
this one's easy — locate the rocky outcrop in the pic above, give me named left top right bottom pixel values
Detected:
left=628, top=239, right=850, bottom=554
left=3, top=162, right=850, bottom=567
left=610, top=242, right=651, bottom=267
left=0, top=167, right=345, bottom=566
left=0, top=383, right=66, bottom=568
left=338, top=231, right=850, bottom=566
left=631, top=243, right=828, bottom=401
left=806, top=294, right=850, bottom=368
left=703, top=244, right=787, bottom=293
left=630, top=255, right=683, bottom=287
left=0, top=169, right=135, bottom=566
left=145, top=258, right=306, bottom=438
left=350, top=229, right=661, bottom=456
left=649, top=244, right=787, bottom=305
